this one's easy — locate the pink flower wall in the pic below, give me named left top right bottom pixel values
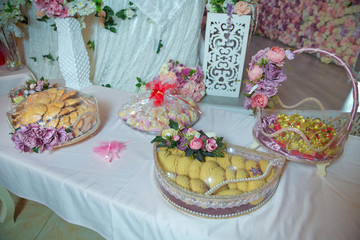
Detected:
left=257, top=0, right=360, bottom=67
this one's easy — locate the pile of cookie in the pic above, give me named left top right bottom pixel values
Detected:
left=10, top=88, right=99, bottom=137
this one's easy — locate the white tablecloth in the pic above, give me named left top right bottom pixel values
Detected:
left=0, top=86, right=359, bottom=240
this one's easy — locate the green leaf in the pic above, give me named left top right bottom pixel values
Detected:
left=157, top=143, right=167, bottom=148
left=185, top=148, right=194, bottom=157
left=202, top=151, right=214, bottom=157
left=109, top=27, right=116, bottom=33
left=116, top=9, right=127, bottom=20
left=151, top=136, right=164, bottom=143
left=156, top=40, right=163, bottom=54
left=103, top=6, right=114, bottom=16
left=168, top=119, right=178, bottom=130
left=33, top=148, right=39, bottom=153
left=50, top=23, right=57, bottom=31
left=135, top=83, right=141, bottom=88
left=65, top=126, right=73, bottom=133
left=189, top=69, right=196, bottom=76
left=136, top=77, right=142, bottom=83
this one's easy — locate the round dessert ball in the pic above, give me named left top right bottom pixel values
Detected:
left=230, top=155, right=245, bottom=170
left=176, top=156, right=193, bottom=176
left=169, top=148, right=186, bottom=157
left=176, top=175, right=190, bottom=190
left=216, top=189, right=243, bottom=196
left=162, top=154, right=180, bottom=173
left=236, top=169, right=249, bottom=192
left=200, top=161, right=218, bottom=187
left=157, top=150, right=169, bottom=168
left=216, top=153, right=231, bottom=169
left=188, top=160, right=203, bottom=179
left=209, top=166, right=226, bottom=188
left=204, top=156, right=217, bottom=163
left=245, top=160, right=260, bottom=178
left=247, top=179, right=265, bottom=192
left=259, top=159, right=275, bottom=182
left=189, top=178, right=208, bottom=194
left=225, top=167, right=237, bottom=189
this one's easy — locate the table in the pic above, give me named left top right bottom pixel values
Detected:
left=0, top=86, right=359, bottom=240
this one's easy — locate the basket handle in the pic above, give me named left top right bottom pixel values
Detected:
left=292, top=48, right=359, bottom=133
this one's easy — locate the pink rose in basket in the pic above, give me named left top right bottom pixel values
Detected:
left=206, top=138, right=218, bottom=152
left=266, top=47, right=286, bottom=66
left=189, top=137, right=203, bottom=150
left=251, top=92, right=268, bottom=109
left=233, top=1, right=251, bottom=16
left=248, top=65, right=263, bottom=82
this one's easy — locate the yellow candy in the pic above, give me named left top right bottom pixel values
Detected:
left=200, top=161, right=218, bottom=186
left=188, top=160, right=203, bottom=179
left=216, top=189, right=243, bottom=196
left=230, top=155, right=245, bottom=170
left=176, top=156, right=193, bottom=176
left=225, top=167, right=237, bottom=189
left=247, top=179, right=265, bottom=192
left=162, top=154, right=179, bottom=173
left=209, top=167, right=226, bottom=188
left=216, top=153, right=231, bottom=169
left=176, top=175, right=190, bottom=190
left=189, top=178, right=208, bottom=194
left=205, top=156, right=217, bottom=163
left=245, top=160, right=259, bottom=178
left=236, top=169, right=249, bottom=192
left=169, top=148, right=186, bottom=157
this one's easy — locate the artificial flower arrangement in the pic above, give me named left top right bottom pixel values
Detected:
left=206, top=0, right=257, bottom=43
left=243, top=46, right=294, bottom=112
left=0, top=0, right=26, bottom=33
left=31, top=0, right=102, bottom=28
left=9, top=77, right=58, bottom=104
left=139, top=59, right=206, bottom=103
left=151, top=119, right=226, bottom=162
left=10, top=124, right=73, bottom=153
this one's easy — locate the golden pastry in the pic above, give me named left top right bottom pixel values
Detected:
left=188, top=160, right=203, bottom=179
left=230, top=155, right=245, bottom=170
left=176, top=175, right=190, bottom=190
left=247, top=179, right=265, bottom=192
left=199, top=161, right=218, bottom=186
left=46, top=118, right=60, bottom=128
left=65, top=98, right=81, bottom=107
left=225, top=167, right=237, bottom=189
left=176, top=156, right=193, bottom=176
left=236, top=169, right=249, bottom=192
left=60, top=90, right=78, bottom=101
left=209, top=166, right=226, bottom=188
left=189, top=178, right=208, bottom=194
left=216, top=189, right=243, bottom=196
left=162, top=154, right=179, bottom=173
left=216, top=153, right=231, bottom=169
left=43, top=106, right=61, bottom=121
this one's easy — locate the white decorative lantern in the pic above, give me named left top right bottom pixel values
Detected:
left=55, top=18, right=92, bottom=90
left=203, top=13, right=251, bottom=97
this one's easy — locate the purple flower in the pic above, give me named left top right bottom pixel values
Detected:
left=176, top=136, right=188, bottom=151
left=252, top=47, right=270, bottom=63
left=35, top=81, right=44, bottom=92
left=256, top=80, right=278, bottom=97
left=264, top=63, right=287, bottom=84
left=245, top=81, right=254, bottom=93
left=285, top=49, right=294, bottom=60
left=244, top=97, right=252, bottom=110
left=181, top=68, right=190, bottom=77
left=194, top=67, right=203, bottom=83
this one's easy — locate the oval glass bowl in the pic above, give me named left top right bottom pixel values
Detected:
left=153, top=143, right=285, bottom=219
left=252, top=48, right=359, bottom=171
left=6, top=87, right=101, bottom=148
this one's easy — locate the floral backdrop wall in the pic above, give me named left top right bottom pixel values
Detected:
left=256, top=0, right=360, bottom=68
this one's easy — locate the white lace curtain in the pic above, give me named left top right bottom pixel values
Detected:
left=20, top=0, right=205, bottom=92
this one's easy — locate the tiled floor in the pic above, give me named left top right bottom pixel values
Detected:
left=0, top=191, right=104, bottom=240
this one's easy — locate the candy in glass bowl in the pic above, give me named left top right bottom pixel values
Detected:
left=152, top=120, right=285, bottom=218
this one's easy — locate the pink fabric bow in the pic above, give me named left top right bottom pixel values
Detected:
left=93, top=141, right=129, bottom=162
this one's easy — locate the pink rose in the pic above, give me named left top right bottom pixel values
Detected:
left=266, top=47, right=286, bottom=66
left=248, top=65, right=263, bottom=82
left=206, top=138, right=217, bottom=152
left=233, top=1, right=251, bottom=16
left=189, top=137, right=203, bottom=150
left=173, top=135, right=180, bottom=141
left=251, top=93, right=268, bottom=109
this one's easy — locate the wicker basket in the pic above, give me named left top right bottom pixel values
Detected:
left=252, top=48, right=359, bottom=175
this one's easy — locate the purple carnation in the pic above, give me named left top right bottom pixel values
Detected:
left=264, top=63, right=287, bottom=85
left=176, top=136, right=188, bottom=151
left=252, top=47, right=270, bottom=63
left=256, top=80, right=278, bottom=97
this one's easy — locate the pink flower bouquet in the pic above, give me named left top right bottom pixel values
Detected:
left=151, top=119, right=226, bottom=162
left=149, top=59, right=206, bottom=102
left=244, top=46, right=294, bottom=111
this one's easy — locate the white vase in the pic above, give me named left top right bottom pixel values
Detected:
left=203, top=13, right=251, bottom=97
left=55, top=18, right=92, bottom=90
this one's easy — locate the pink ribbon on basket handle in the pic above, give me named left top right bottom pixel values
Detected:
left=93, top=140, right=129, bottom=163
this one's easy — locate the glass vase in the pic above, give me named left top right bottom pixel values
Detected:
left=0, top=27, right=22, bottom=71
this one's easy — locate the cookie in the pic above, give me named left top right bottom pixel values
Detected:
left=176, top=156, right=193, bottom=176
left=60, top=90, right=78, bottom=101
left=46, top=118, right=60, bottom=128
left=43, top=106, right=61, bottom=121
left=64, top=98, right=81, bottom=107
